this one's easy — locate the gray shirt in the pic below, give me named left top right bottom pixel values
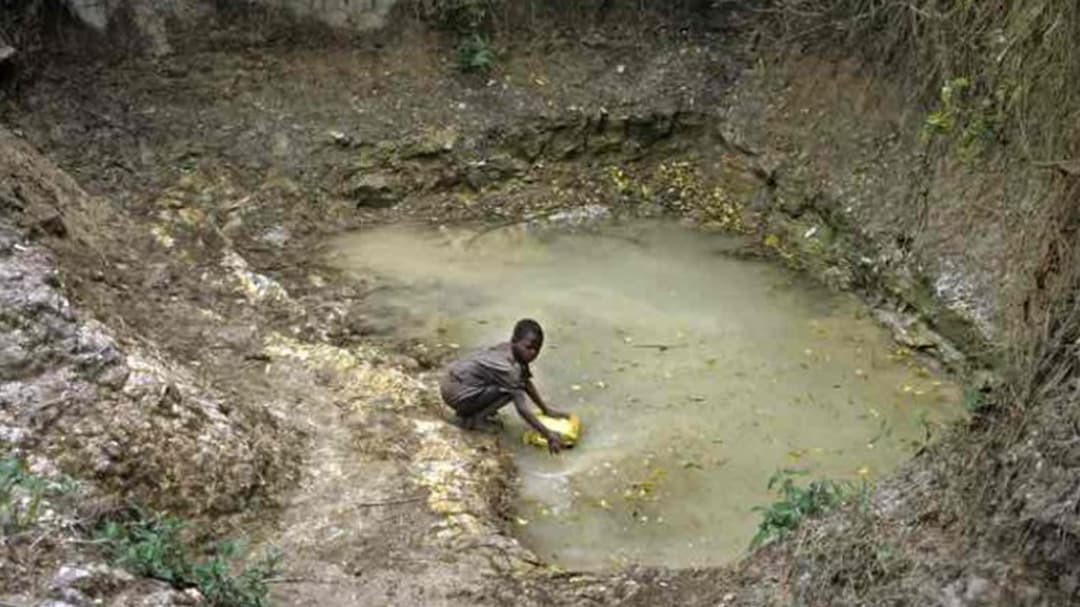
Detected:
left=442, top=342, right=532, bottom=407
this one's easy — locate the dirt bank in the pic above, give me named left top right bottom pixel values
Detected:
left=2, top=2, right=1078, bottom=606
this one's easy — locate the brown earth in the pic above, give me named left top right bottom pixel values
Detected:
left=1, top=4, right=1073, bottom=607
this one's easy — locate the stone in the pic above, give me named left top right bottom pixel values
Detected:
left=50, top=565, right=92, bottom=591
left=964, top=576, right=993, bottom=601
left=543, top=204, right=611, bottom=229
left=258, top=225, right=290, bottom=248
left=343, top=172, right=405, bottom=208
left=399, top=128, right=458, bottom=159
left=329, top=130, right=355, bottom=147
left=54, top=587, right=89, bottom=605
left=462, top=155, right=524, bottom=190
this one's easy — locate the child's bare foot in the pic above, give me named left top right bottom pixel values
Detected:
left=451, top=414, right=478, bottom=430
left=451, top=413, right=502, bottom=433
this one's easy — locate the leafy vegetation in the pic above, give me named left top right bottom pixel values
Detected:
left=457, top=34, right=496, bottom=72
left=0, top=457, right=77, bottom=535
left=922, top=76, right=1005, bottom=159
left=97, top=511, right=280, bottom=607
left=413, top=0, right=500, bottom=72
left=962, top=387, right=990, bottom=414
left=750, top=469, right=869, bottom=549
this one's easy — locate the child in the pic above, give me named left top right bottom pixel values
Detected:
left=440, top=319, right=571, bottom=454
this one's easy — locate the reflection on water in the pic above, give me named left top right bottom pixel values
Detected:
left=328, top=220, right=963, bottom=571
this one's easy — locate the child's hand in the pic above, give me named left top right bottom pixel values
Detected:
left=546, top=433, right=565, bottom=455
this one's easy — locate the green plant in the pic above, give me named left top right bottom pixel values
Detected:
left=457, top=34, right=496, bottom=72
left=97, top=511, right=279, bottom=607
left=0, top=457, right=55, bottom=534
left=750, top=469, right=869, bottom=549
left=963, top=387, right=990, bottom=414
left=922, top=76, right=1004, bottom=158
left=192, top=542, right=281, bottom=607
left=923, top=76, right=970, bottom=136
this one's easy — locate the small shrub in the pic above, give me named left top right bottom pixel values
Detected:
left=750, top=469, right=869, bottom=549
left=457, top=34, right=496, bottom=72
left=97, top=511, right=280, bottom=607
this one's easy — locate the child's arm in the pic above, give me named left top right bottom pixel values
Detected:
left=524, top=379, right=570, bottom=419
left=513, top=394, right=565, bottom=455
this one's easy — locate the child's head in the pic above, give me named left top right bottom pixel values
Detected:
left=511, top=318, right=544, bottom=363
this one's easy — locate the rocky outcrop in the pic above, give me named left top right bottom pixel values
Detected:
left=0, top=128, right=296, bottom=516
left=60, top=0, right=397, bottom=56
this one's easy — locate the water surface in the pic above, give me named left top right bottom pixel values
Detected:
left=328, top=220, right=963, bottom=570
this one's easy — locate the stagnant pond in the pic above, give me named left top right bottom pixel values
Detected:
left=328, top=220, right=964, bottom=571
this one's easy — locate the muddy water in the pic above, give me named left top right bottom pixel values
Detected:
left=328, top=220, right=964, bottom=571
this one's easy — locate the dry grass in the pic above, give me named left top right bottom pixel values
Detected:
left=402, top=0, right=722, bottom=37
left=761, top=1, right=1080, bottom=152
left=759, top=0, right=1080, bottom=347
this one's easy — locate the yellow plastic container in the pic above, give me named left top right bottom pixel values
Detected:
left=524, top=414, right=582, bottom=449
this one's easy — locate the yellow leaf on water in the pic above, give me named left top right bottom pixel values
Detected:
left=516, top=517, right=529, bottom=526
left=857, top=466, right=871, bottom=477
left=571, top=384, right=582, bottom=391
